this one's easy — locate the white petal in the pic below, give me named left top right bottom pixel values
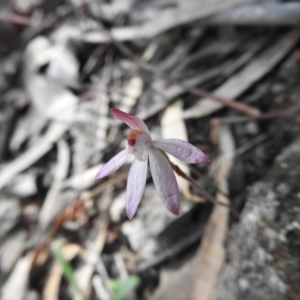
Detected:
left=148, top=148, right=179, bottom=215
left=153, top=139, right=210, bottom=164
left=96, top=149, right=128, bottom=179
left=126, top=159, right=148, bottom=219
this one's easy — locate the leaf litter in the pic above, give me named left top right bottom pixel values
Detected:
left=0, top=0, right=300, bottom=299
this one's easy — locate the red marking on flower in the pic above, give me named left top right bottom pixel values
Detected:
left=128, top=139, right=136, bottom=146
left=127, top=130, right=143, bottom=147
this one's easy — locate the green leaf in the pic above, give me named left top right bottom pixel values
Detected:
left=52, top=242, right=89, bottom=300
left=110, top=275, right=141, bottom=300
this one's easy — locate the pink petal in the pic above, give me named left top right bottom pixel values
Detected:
left=126, top=159, right=148, bottom=219
left=110, top=108, right=150, bottom=135
left=148, top=148, right=179, bottom=215
left=96, top=149, right=128, bottom=179
left=153, top=139, right=210, bottom=164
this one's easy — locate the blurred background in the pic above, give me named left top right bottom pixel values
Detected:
left=1, top=0, right=300, bottom=299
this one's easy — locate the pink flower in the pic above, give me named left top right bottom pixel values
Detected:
left=96, top=108, right=210, bottom=219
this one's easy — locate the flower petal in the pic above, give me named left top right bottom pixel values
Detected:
left=96, top=149, right=128, bottom=179
left=153, top=139, right=210, bottom=164
left=126, top=159, right=148, bottom=219
left=148, top=148, right=179, bottom=215
left=110, top=108, right=150, bottom=135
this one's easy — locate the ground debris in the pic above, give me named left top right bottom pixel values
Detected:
left=0, top=0, right=300, bottom=299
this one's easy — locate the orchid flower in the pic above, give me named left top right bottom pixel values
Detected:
left=96, top=108, right=210, bottom=219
